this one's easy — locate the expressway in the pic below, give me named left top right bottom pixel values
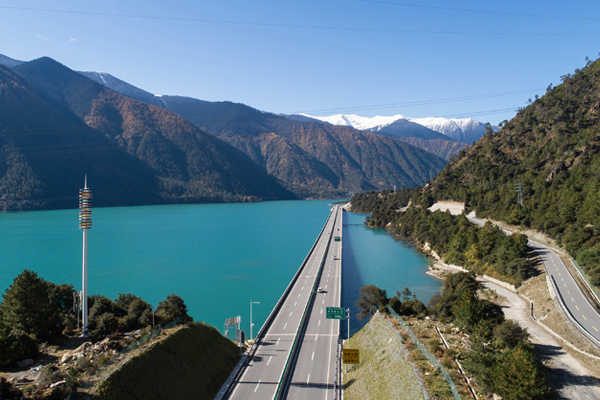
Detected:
left=469, top=216, right=600, bottom=346
left=529, top=242, right=600, bottom=345
left=226, top=205, right=342, bottom=400
left=286, top=206, right=343, bottom=400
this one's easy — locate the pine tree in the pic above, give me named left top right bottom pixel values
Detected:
left=0, top=270, right=61, bottom=340
left=489, top=344, right=551, bottom=399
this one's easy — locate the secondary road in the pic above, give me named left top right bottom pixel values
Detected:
left=286, top=206, right=343, bottom=400
left=226, top=205, right=341, bottom=400
left=469, top=216, right=600, bottom=346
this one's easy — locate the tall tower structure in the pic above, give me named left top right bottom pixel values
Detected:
left=79, top=176, right=92, bottom=335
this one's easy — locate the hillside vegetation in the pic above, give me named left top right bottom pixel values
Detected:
left=417, top=56, right=600, bottom=285
left=0, top=58, right=294, bottom=210
left=93, top=323, right=239, bottom=400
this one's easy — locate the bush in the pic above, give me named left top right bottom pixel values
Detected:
left=0, top=329, right=38, bottom=368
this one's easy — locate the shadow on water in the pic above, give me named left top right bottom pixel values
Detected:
left=341, top=212, right=366, bottom=338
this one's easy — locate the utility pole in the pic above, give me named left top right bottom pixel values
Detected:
left=250, top=300, right=260, bottom=341
left=516, top=180, right=523, bottom=207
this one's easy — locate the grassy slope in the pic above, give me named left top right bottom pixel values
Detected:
left=344, top=312, right=426, bottom=400
left=93, top=323, right=239, bottom=400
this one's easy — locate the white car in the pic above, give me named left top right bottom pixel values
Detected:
left=317, top=287, right=324, bottom=293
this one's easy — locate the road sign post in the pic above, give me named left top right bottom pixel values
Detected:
left=326, top=307, right=345, bottom=320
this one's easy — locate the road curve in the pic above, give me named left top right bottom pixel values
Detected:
left=469, top=217, right=600, bottom=347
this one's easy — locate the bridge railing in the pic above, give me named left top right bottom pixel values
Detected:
left=274, top=207, right=340, bottom=400
left=221, top=207, right=336, bottom=400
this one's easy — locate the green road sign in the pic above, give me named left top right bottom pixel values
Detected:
left=334, top=236, right=341, bottom=242
left=326, top=307, right=345, bottom=320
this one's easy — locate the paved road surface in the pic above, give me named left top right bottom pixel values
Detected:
left=469, top=217, right=600, bottom=346
left=226, top=205, right=340, bottom=400
left=286, top=206, right=343, bottom=400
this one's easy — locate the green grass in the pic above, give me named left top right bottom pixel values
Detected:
left=93, top=323, right=240, bottom=400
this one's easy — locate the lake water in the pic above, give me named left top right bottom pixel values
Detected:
left=0, top=200, right=441, bottom=338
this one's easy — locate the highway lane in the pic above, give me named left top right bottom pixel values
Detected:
left=227, top=205, right=340, bottom=400
left=469, top=216, right=600, bottom=346
left=529, top=242, right=600, bottom=345
left=287, top=206, right=343, bottom=400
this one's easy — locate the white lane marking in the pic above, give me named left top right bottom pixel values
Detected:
left=290, top=311, right=293, bottom=317
left=312, top=351, right=315, bottom=360
left=302, top=286, right=305, bottom=290
left=276, top=337, right=280, bottom=345
left=294, top=302, right=297, bottom=307
left=284, top=323, right=288, bottom=330
left=254, top=380, right=261, bottom=392
left=322, top=299, right=325, bottom=304
left=315, top=334, right=318, bottom=341
left=318, top=320, right=321, bottom=326
left=307, top=374, right=311, bottom=386
left=267, top=356, right=272, bottom=366
left=320, top=309, right=323, bottom=314
left=298, top=293, right=301, bottom=298
left=325, top=285, right=328, bottom=288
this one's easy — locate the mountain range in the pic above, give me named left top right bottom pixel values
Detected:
left=299, top=113, right=496, bottom=144
left=0, top=54, right=448, bottom=209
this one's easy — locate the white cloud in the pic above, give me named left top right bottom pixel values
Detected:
left=70, top=37, right=77, bottom=42
left=37, top=34, right=47, bottom=40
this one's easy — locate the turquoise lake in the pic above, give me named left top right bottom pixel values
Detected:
left=0, top=200, right=441, bottom=338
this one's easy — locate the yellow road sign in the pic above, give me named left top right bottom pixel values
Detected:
left=343, top=348, right=360, bottom=364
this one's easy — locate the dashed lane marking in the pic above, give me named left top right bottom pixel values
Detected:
left=307, top=374, right=311, bottom=386
left=572, top=298, right=575, bottom=302
left=276, top=338, right=281, bottom=345
left=290, top=311, right=293, bottom=317
left=318, top=320, right=321, bottom=326
left=267, top=356, right=272, bottom=366
left=583, top=315, right=588, bottom=321
left=284, top=323, right=288, bottom=330
left=312, top=351, right=315, bottom=361
left=294, top=302, right=297, bottom=307
left=594, top=326, right=598, bottom=332
left=254, top=380, right=261, bottom=393
left=576, top=306, right=580, bottom=311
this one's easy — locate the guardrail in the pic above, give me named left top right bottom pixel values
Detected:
left=274, top=207, right=340, bottom=399
left=220, top=207, right=336, bottom=400
left=569, top=259, right=600, bottom=308
left=550, top=276, right=600, bottom=349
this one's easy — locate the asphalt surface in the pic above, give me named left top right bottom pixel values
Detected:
left=529, top=242, right=600, bottom=345
left=286, top=206, right=342, bottom=400
left=227, top=205, right=341, bottom=400
left=469, top=217, right=600, bottom=346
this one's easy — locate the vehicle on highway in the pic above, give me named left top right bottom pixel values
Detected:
left=317, top=287, right=324, bottom=293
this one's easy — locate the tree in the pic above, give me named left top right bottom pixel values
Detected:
left=489, top=344, right=551, bottom=399
left=0, top=270, right=61, bottom=340
left=156, top=294, right=192, bottom=325
left=355, top=285, right=387, bottom=320
left=493, top=320, right=529, bottom=348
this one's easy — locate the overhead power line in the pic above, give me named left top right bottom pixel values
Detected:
left=292, top=87, right=543, bottom=115
left=344, top=0, right=600, bottom=22
left=0, top=5, right=599, bottom=37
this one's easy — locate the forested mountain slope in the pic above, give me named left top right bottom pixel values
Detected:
left=8, top=58, right=294, bottom=207
left=416, top=57, right=600, bottom=284
left=0, top=65, right=161, bottom=210
left=75, top=71, right=448, bottom=197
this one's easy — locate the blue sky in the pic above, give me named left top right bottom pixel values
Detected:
left=1, top=0, right=599, bottom=124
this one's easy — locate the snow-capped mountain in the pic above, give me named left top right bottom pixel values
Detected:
left=301, top=113, right=497, bottom=144
left=411, top=117, right=494, bottom=144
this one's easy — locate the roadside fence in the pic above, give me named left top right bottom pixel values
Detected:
left=387, top=306, right=461, bottom=400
